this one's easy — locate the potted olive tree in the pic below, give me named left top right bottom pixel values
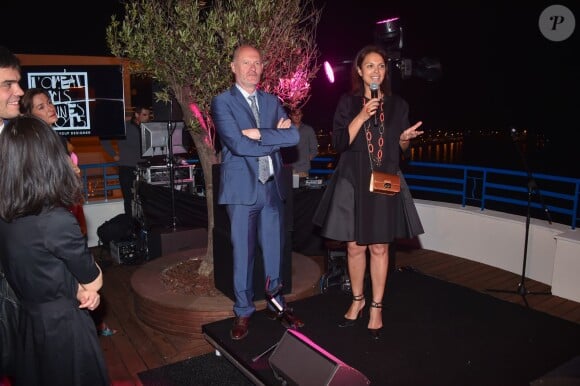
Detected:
left=106, top=0, right=321, bottom=278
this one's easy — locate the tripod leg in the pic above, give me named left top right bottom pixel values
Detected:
left=252, top=342, right=279, bottom=363
left=518, top=284, right=530, bottom=308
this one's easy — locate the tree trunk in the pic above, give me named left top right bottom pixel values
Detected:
left=178, top=101, right=218, bottom=277
left=194, top=137, right=217, bottom=277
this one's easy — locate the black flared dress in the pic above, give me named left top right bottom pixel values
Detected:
left=313, top=93, right=424, bottom=244
left=0, top=207, right=109, bottom=386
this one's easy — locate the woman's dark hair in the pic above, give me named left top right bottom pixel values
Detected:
left=350, top=44, right=391, bottom=97
left=19, top=88, right=50, bottom=115
left=0, top=115, right=82, bottom=221
left=20, top=88, right=71, bottom=153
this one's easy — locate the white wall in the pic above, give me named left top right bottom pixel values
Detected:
left=551, top=230, right=580, bottom=302
left=82, top=198, right=580, bottom=301
left=414, top=199, right=575, bottom=287
left=83, top=199, right=124, bottom=247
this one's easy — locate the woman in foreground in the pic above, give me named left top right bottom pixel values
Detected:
left=0, top=115, right=109, bottom=385
left=313, top=45, right=424, bottom=340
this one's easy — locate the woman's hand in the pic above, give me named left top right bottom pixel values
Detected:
left=362, top=97, right=380, bottom=120
left=77, top=285, right=101, bottom=311
left=400, top=121, right=424, bottom=142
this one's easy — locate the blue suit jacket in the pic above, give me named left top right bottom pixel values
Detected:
left=211, top=86, right=299, bottom=205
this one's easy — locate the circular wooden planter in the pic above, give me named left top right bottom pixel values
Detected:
left=131, top=247, right=322, bottom=337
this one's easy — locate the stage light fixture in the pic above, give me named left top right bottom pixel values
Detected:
left=323, top=60, right=352, bottom=84
left=412, top=57, right=443, bottom=82
left=323, top=61, right=335, bottom=84
left=395, top=57, right=442, bottom=82
left=375, top=17, right=403, bottom=53
left=323, top=16, right=441, bottom=86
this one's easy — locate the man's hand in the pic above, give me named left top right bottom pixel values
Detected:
left=277, top=118, right=291, bottom=129
left=242, top=128, right=261, bottom=140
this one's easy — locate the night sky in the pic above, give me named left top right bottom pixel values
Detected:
left=4, top=1, right=578, bottom=161
left=310, top=1, right=578, bottom=133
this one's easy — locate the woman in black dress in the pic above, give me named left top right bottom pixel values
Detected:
left=0, top=115, right=109, bottom=385
left=20, top=88, right=117, bottom=337
left=313, top=45, right=424, bottom=339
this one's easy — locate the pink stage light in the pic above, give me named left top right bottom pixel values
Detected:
left=324, top=61, right=335, bottom=84
left=376, top=17, right=400, bottom=30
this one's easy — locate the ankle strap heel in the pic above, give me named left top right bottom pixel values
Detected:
left=338, top=294, right=365, bottom=328
left=368, top=301, right=384, bottom=340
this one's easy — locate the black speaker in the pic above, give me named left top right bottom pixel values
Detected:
left=109, top=239, right=139, bottom=264
left=146, top=226, right=207, bottom=260
left=269, top=329, right=370, bottom=386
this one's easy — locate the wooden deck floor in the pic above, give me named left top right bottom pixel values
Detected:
left=97, top=246, right=580, bottom=385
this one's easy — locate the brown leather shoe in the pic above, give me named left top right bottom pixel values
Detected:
left=230, top=317, right=250, bottom=340
left=264, top=308, right=280, bottom=321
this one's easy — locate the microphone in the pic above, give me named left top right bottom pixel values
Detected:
left=370, top=83, right=379, bottom=125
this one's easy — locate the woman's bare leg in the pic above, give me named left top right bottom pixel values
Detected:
left=368, top=242, right=389, bottom=329
left=344, top=241, right=367, bottom=319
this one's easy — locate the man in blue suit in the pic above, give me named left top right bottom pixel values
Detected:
left=211, top=44, right=303, bottom=340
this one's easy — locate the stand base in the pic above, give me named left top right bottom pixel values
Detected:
left=486, top=282, right=551, bottom=307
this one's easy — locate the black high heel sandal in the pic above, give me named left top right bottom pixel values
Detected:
left=338, top=294, right=365, bottom=328
left=368, top=301, right=383, bottom=340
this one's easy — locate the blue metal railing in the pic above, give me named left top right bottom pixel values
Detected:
left=79, top=158, right=580, bottom=229
left=309, top=156, right=336, bottom=175
left=79, top=162, right=120, bottom=203
left=309, top=157, right=580, bottom=230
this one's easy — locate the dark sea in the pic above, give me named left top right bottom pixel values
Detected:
left=316, top=130, right=577, bottom=180
left=408, top=132, right=578, bottom=180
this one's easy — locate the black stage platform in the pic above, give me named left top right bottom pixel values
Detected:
left=202, top=268, right=580, bottom=386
